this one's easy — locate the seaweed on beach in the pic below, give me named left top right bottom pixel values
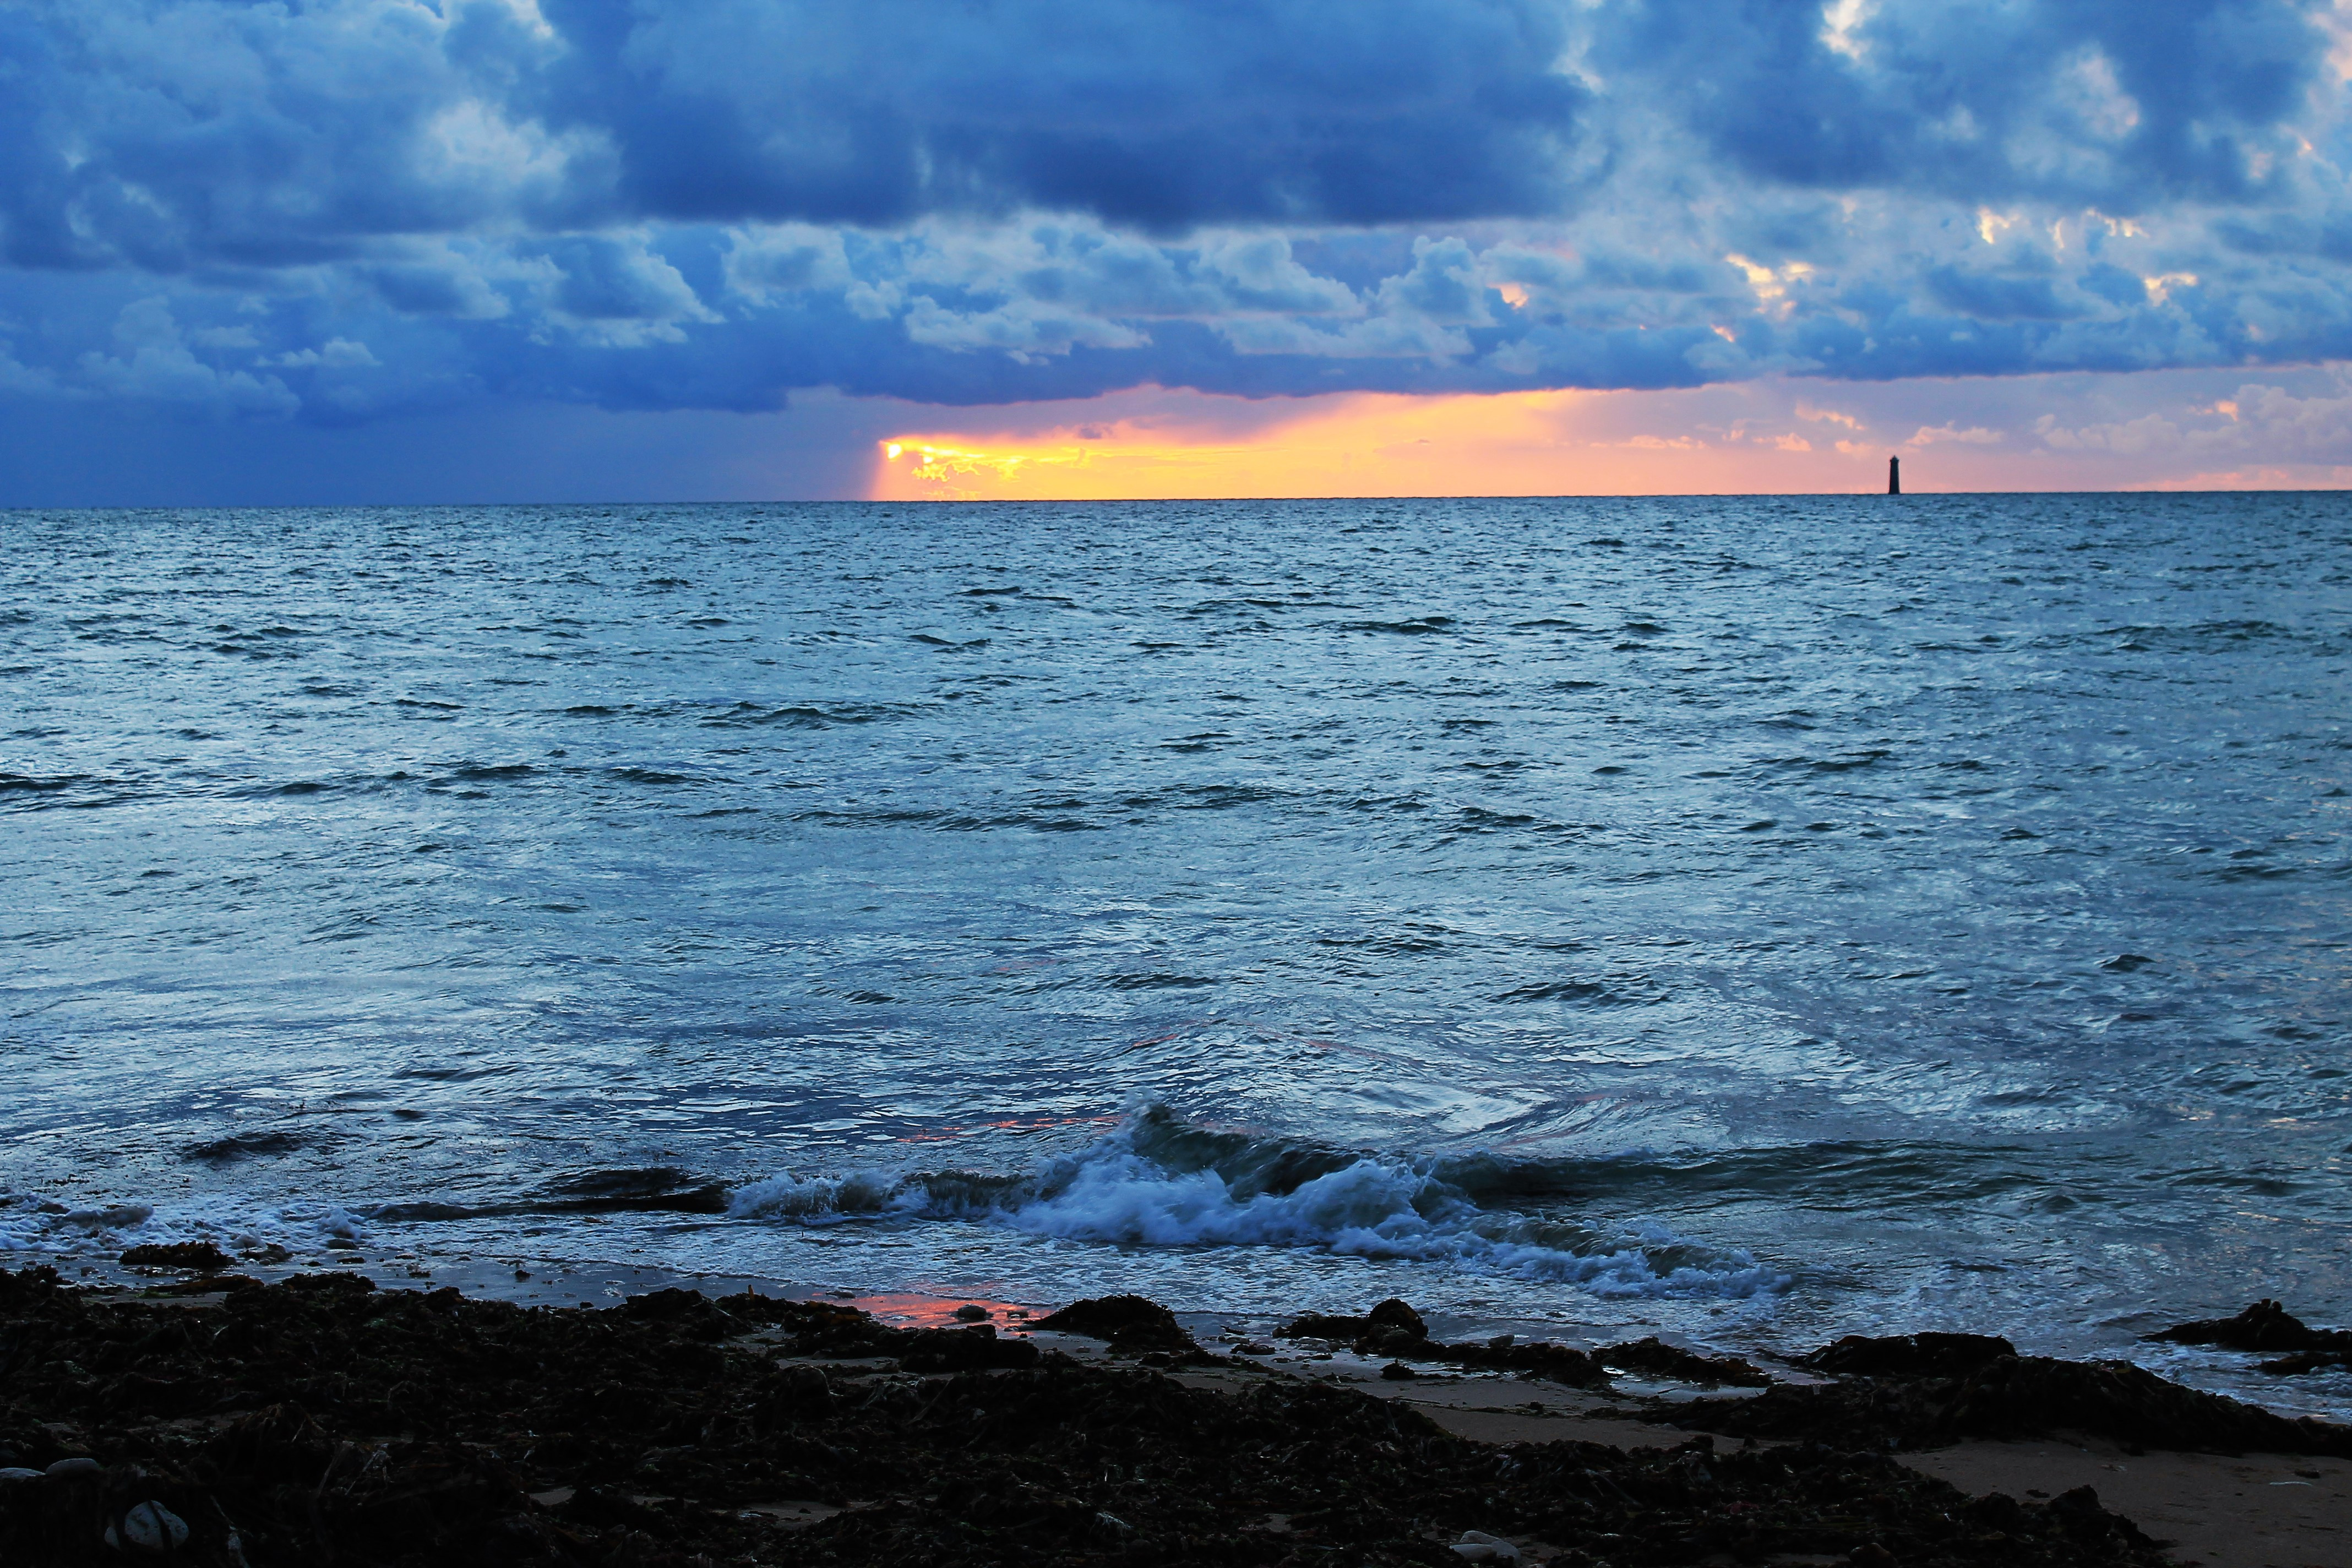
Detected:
left=2144, top=1299, right=2352, bottom=1375
left=1033, top=1292, right=1218, bottom=1360
left=1278, top=1302, right=1771, bottom=1389
left=0, top=1267, right=2165, bottom=1566
left=1804, top=1332, right=2018, bottom=1380
left=1668, top=1332, right=2352, bottom=1457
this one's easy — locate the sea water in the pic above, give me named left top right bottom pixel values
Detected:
left=3, top=496, right=2347, bottom=1407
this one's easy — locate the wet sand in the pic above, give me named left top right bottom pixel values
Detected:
left=1155, top=1348, right=2352, bottom=1568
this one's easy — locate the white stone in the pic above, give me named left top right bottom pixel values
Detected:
left=118, top=1500, right=192, bottom=1553
left=1451, top=1530, right=1523, bottom=1565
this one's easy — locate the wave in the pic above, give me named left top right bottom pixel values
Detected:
left=727, top=1107, right=1787, bottom=1300
left=0, top=1192, right=367, bottom=1257
left=5, top=1111, right=1803, bottom=1303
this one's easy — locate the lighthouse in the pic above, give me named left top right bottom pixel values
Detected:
left=1888, top=455, right=1902, bottom=495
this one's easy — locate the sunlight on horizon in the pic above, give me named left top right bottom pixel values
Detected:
left=870, top=388, right=1904, bottom=501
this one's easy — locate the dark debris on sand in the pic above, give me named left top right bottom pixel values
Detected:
left=1665, top=1320, right=2352, bottom=1459
left=1278, top=1300, right=1772, bottom=1389
left=2145, top=1298, right=2352, bottom=1375
left=0, top=1267, right=2183, bottom=1566
left=1032, top=1292, right=1222, bottom=1363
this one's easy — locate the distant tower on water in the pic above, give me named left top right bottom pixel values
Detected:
left=1888, top=455, right=1902, bottom=495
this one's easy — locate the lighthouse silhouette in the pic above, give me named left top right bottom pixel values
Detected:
left=1888, top=455, right=1901, bottom=495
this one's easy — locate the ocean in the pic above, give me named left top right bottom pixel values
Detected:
left=3, top=494, right=2347, bottom=1410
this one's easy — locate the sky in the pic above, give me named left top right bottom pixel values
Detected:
left=5, top=0, right=2352, bottom=503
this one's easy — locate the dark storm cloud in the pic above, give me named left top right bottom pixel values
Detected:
left=535, top=0, right=1588, bottom=229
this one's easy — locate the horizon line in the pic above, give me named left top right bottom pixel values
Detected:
left=7, top=486, right=2349, bottom=511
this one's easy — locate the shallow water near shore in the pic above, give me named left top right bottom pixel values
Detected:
left=3, top=494, right=2348, bottom=1410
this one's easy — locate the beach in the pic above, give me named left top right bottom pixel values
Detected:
left=4, top=1261, right=2349, bottom=1566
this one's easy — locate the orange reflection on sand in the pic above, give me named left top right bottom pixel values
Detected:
left=872, top=388, right=1888, bottom=500
left=843, top=1292, right=1038, bottom=1330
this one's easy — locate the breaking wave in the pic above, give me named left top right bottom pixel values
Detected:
left=728, top=1107, right=1787, bottom=1300
left=0, top=1191, right=369, bottom=1257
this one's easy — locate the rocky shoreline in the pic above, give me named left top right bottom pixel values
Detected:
left=1, top=1264, right=2342, bottom=1565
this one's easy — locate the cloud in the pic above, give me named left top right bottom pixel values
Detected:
left=2038, top=369, right=2352, bottom=461
left=0, top=0, right=598, bottom=272
left=548, top=0, right=1588, bottom=229
left=1924, top=265, right=2082, bottom=322
left=1592, top=0, right=2324, bottom=209
left=1907, top=422, right=2001, bottom=446
left=270, top=339, right=379, bottom=368
left=902, top=293, right=1151, bottom=360
left=0, top=341, right=61, bottom=395
left=527, top=232, right=718, bottom=343
left=75, top=297, right=297, bottom=416
left=0, top=0, right=1587, bottom=273
left=724, top=225, right=856, bottom=301
left=0, top=0, right=2349, bottom=448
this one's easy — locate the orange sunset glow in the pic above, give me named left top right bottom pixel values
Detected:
left=871, top=387, right=1905, bottom=500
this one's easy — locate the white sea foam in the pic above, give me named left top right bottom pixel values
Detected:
left=728, top=1115, right=1788, bottom=1299
left=0, top=1191, right=367, bottom=1257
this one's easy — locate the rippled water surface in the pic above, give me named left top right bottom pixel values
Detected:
left=4, top=497, right=2348, bottom=1400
